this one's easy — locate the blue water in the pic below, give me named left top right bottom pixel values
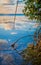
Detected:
left=0, top=22, right=38, bottom=65
left=0, top=14, right=24, bottom=16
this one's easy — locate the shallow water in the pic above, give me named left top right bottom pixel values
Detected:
left=0, top=0, right=40, bottom=65
left=0, top=22, right=38, bottom=65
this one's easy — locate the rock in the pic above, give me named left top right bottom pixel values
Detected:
left=28, top=43, right=34, bottom=49
left=0, top=39, right=9, bottom=50
left=0, top=54, right=15, bottom=65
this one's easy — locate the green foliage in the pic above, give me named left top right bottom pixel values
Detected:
left=21, top=42, right=41, bottom=65
left=32, top=55, right=41, bottom=65
left=21, top=32, right=41, bottom=65
left=23, top=0, right=41, bottom=21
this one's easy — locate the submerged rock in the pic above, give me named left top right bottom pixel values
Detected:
left=0, top=54, right=15, bottom=65
left=0, top=39, right=10, bottom=50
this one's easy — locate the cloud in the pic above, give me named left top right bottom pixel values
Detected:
left=0, top=0, right=9, bottom=4
left=3, top=24, right=12, bottom=30
left=32, top=23, right=39, bottom=28
left=0, top=23, right=13, bottom=30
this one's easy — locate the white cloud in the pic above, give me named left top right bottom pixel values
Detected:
left=32, top=23, right=39, bottom=28
left=0, top=0, right=9, bottom=4
left=0, top=23, right=13, bottom=30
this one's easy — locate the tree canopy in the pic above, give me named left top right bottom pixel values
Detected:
left=23, top=0, right=41, bottom=21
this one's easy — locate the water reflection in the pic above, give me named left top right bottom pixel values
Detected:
left=0, top=21, right=39, bottom=65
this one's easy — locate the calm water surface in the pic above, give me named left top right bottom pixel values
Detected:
left=0, top=22, right=38, bottom=65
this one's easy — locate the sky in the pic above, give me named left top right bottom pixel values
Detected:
left=0, top=0, right=28, bottom=30
left=0, top=0, right=27, bottom=23
left=0, top=0, right=23, bottom=4
left=0, top=0, right=38, bottom=30
left=0, top=0, right=15, bottom=4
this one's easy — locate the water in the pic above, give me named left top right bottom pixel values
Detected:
left=0, top=21, right=38, bottom=65
left=0, top=14, right=24, bottom=16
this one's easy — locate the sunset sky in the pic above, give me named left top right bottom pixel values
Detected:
left=0, top=0, right=27, bottom=23
left=0, top=0, right=38, bottom=30
left=0, top=0, right=17, bottom=4
left=0, top=0, right=27, bottom=30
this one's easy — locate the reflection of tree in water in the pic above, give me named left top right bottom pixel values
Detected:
left=20, top=25, right=41, bottom=65
left=11, top=24, right=41, bottom=58
left=34, top=25, right=41, bottom=44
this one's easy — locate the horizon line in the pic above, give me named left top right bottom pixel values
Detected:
left=0, top=14, right=25, bottom=16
